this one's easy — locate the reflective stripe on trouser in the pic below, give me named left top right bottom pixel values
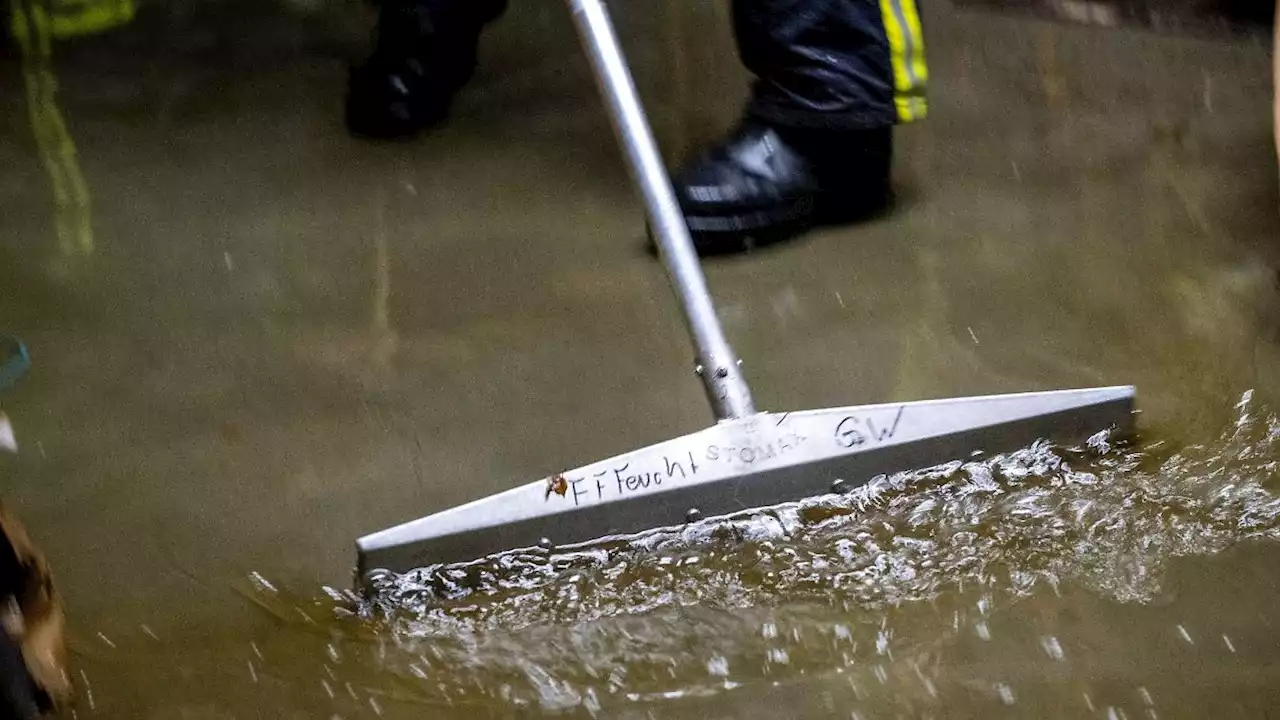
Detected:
left=734, top=0, right=929, bottom=130
left=8, top=0, right=135, bottom=39
left=9, top=0, right=99, bottom=257
left=879, top=0, right=928, bottom=122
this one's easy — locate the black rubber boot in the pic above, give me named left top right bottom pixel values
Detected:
left=345, top=0, right=507, bottom=140
left=671, top=120, right=893, bottom=254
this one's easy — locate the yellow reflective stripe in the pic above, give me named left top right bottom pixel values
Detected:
left=8, top=2, right=29, bottom=50
left=16, top=14, right=71, bottom=228
left=879, top=0, right=914, bottom=122
left=49, top=0, right=135, bottom=38
left=11, top=0, right=96, bottom=257
left=880, top=0, right=928, bottom=122
left=10, top=1, right=52, bottom=56
left=894, top=96, right=928, bottom=122
left=894, top=96, right=913, bottom=122
left=901, top=0, right=928, bottom=90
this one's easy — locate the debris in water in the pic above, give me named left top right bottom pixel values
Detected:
left=0, top=413, right=15, bottom=453
left=545, top=474, right=569, bottom=500
left=1222, top=634, right=1236, bottom=653
left=0, top=338, right=30, bottom=392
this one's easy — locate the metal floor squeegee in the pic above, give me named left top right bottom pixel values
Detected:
left=355, top=0, right=1136, bottom=578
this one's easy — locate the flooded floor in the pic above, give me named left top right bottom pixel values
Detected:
left=2, top=0, right=1280, bottom=716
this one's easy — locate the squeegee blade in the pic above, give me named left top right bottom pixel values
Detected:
left=357, top=385, right=1135, bottom=576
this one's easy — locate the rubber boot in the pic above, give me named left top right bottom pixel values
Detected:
left=671, top=120, right=893, bottom=254
left=345, top=0, right=507, bottom=140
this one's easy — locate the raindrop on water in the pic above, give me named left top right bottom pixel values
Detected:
left=1040, top=635, right=1065, bottom=661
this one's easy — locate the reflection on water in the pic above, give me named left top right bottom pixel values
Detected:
left=77, top=392, right=1280, bottom=717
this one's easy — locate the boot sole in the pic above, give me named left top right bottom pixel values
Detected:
left=671, top=187, right=893, bottom=256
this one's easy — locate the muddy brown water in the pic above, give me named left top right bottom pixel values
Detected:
left=51, top=392, right=1280, bottom=719
left=4, top=0, right=1280, bottom=717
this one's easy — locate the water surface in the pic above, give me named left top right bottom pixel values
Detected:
left=88, top=391, right=1278, bottom=719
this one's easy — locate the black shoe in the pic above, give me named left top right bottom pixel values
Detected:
left=345, top=0, right=506, bottom=140
left=671, top=121, right=893, bottom=254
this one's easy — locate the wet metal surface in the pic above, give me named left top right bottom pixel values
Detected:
left=357, top=388, right=1134, bottom=574
left=1, top=0, right=1279, bottom=716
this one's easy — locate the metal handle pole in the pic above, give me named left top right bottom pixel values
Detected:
left=566, top=0, right=756, bottom=421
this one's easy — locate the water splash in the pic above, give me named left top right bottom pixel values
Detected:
left=335, top=391, right=1280, bottom=713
